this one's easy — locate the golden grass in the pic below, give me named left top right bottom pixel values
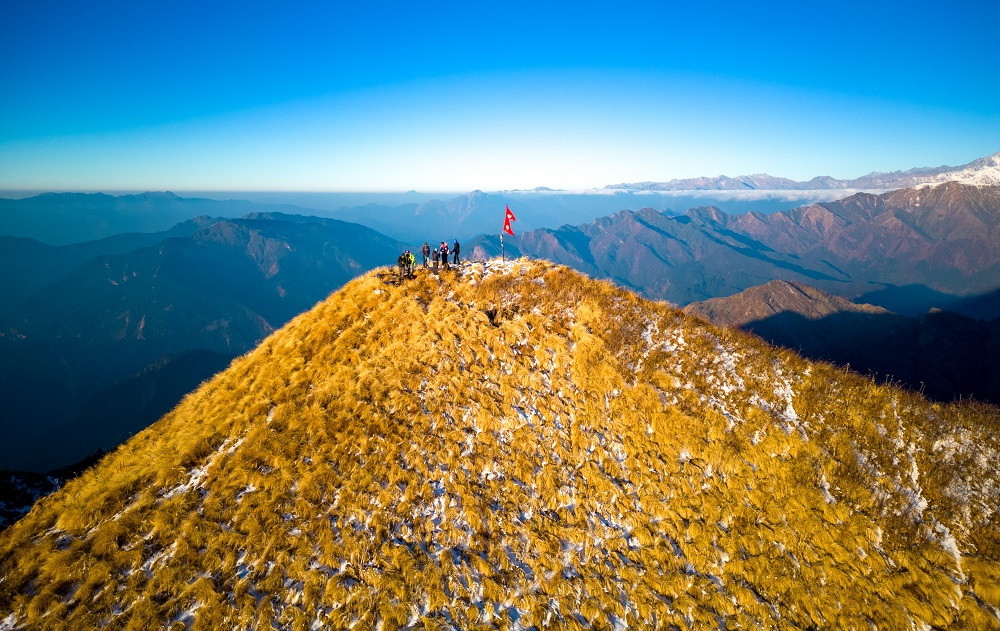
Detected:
left=0, top=259, right=997, bottom=630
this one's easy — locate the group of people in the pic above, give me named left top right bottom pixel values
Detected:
left=397, top=240, right=461, bottom=280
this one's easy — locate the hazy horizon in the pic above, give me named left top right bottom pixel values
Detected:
left=3, top=1, right=998, bottom=192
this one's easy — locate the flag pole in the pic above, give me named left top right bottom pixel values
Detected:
left=501, top=204, right=514, bottom=263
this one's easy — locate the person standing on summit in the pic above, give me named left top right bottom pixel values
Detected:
left=452, top=240, right=460, bottom=265
left=397, top=251, right=408, bottom=282
left=421, top=242, right=431, bottom=268
left=440, top=242, right=449, bottom=270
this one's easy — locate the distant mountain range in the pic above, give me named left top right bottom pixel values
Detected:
left=685, top=280, right=1000, bottom=404
left=606, top=151, right=1000, bottom=191
left=0, top=191, right=316, bottom=245
left=0, top=188, right=782, bottom=247
left=6, top=151, right=998, bottom=247
left=0, top=217, right=219, bottom=313
left=0, top=213, right=406, bottom=472
left=470, top=182, right=1000, bottom=311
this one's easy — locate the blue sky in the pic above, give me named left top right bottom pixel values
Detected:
left=1, top=0, right=998, bottom=192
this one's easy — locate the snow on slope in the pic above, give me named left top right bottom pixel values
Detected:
left=606, top=151, right=1000, bottom=193
left=926, top=151, right=1000, bottom=187
left=1, top=260, right=998, bottom=630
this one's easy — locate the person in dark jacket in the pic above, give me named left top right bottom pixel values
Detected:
left=397, top=252, right=408, bottom=281
left=421, top=242, right=431, bottom=268
left=440, top=242, right=449, bottom=270
left=452, top=240, right=460, bottom=264
left=431, top=247, right=439, bottom=274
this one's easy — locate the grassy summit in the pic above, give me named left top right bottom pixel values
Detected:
left=1, top=260, right=998, bottom=630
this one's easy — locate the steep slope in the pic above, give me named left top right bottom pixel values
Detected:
left=1, top=260, right=998, bottom=630
left=685, top=281, right=1000, bottom=404
left=0, top=213, right=407, bottom=472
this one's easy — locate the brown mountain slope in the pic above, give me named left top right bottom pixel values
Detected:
left=1, top=260, right=998, bottom=630
left=683, top=279, right=889, bottom=326
left=732, top=182, right=1000, bottom=277
left=685, top=281, right=1000, bottom=404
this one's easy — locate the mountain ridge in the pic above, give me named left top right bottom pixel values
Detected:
left=0, top=193, right=325, bottom=246
left=470, top=182, right=1000, bottom=306
left=606, top=151, right=1000, bottom=192
left=1, top=260, right=997, bottom=629
left=684, top=279, right=889, bottom=323
left=8, top=151, right=996, bottom=249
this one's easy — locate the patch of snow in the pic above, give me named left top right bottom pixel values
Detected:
left=170, top=601, right=203, bottom=628
left=161, top=463, right=209, bottom=500
left=932, top=523, right=965, bottom=580
left=819, top=474, right=836, bottom=504
left=141, top=542, right=177, bottom=574
left=773, top=378, right=799, bottom=423
left=236, top=484, right=257, bottom=502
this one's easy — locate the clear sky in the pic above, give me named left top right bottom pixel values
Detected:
left=2, top=0, right=998, bottom=192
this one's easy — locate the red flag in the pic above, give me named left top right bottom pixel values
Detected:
left=502, top=204, right=516, bottom=235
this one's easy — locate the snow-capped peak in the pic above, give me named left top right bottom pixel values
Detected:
left=925, top=151, right=1000, bottom=187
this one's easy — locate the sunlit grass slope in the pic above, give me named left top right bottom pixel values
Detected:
left=1, top=259, right=998, bottom=630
